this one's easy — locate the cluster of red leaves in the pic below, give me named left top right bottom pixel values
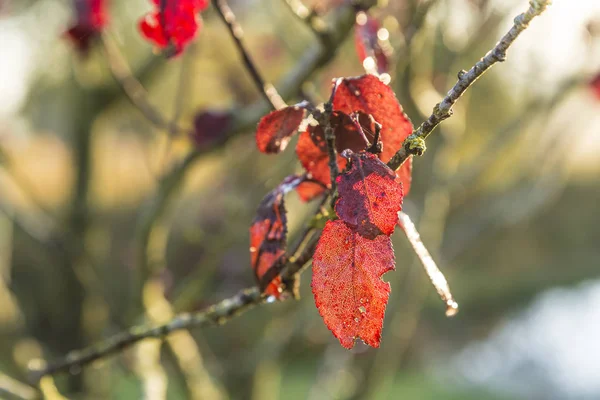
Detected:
left=65, top=0, right=108, bottom=54
left=255, top=75, right=413, bottom=201
left=249, top=176, right=303, bottom=299
left=313, top=152, right=403, bottom=348
left=139, top=0, right=209, bottom=56
left=354, top=12, right=391, bottom=76
left=253, top=74, right=413, bottom=348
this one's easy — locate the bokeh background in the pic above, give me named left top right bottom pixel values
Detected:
left=1, top=0, right=600, bottom=399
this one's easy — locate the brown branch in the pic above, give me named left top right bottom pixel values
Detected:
left=213, top=0, right=287, bottom=110
left=322, top=79, right=342, bottom=195
left=387, top=0, right=552, bottom=171
left=30, top=222, right=318, bottom=382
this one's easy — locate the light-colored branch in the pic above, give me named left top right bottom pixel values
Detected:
left=387, top=0, right=552, bottom=171
left=398, top=211, right=458, bottom=316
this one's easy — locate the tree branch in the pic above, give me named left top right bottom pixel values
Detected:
left=30, top=0, right=550, bottom=383
left=30, top=229, right=317, bottom=382
left=213, top=0, right=287, bottom=110
left=387, top=0, right=552, bottom=171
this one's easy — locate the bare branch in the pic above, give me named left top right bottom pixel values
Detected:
left=397, top=211, right=458, bottom=316
left=213, top=0, right=287, bottom=110
left=29, top=287, right=263, bottom=381
left=387, top=0, right=552, bottom=171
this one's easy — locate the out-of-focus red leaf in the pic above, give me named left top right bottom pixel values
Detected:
left=250, top=176, right=302, bottom=298
left=256, top=105, right=306, bottom=154
left=65, top=0, right=108, bottom=54
left=335, top=152, right=403, bottom=238
left=590, top=73, right=600, bottom=100
left=139, top=0, right=209, bottom=56
left=354, top=12, right=391, bottom=75
left=333, top=75, right=414, bottom=194
left=312, top=220, right=395, bottom=349
left=190, top=109, right=231, bottom=147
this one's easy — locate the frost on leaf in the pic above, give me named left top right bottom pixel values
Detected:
left=250, top=176, right=302, bottom=298
left=333, top=75, right=414, bottom=194
left=295, top=111, right=371, bottom=201
left=139, top=0, right=209, bottom=56
left=336, top=152, right=403, bottom=238
left=354, top=12, right=391, bottom=76
left=312, top=220, right=395, bottom=349
left=256, top=105, right=306, bottom=154
left=65, top=0, right=108, bottom=54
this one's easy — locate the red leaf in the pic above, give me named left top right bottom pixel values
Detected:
left=335, top=152, right=403, bottom=238
left=354, top=12, right=391, bottom=75
left=256, top=105, right=306, bottom=154
left=591, top=73, right=600, bottom=101
left=312, top=220, right=395, bottom=349
left=295, top=111, right=371, bottom=200
left=333, top=75, right=414, bottom=194
left=65, top=0, right=108, bottom=54
left=296, top=128, right=347, bottom=190
left=250, top=176, right=302, bottom=298
left=139, top=0, right=209, bottom=56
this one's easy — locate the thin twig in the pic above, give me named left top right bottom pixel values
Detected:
left=213, top=0, right=287, bottom=110
left=322, top=79, right=342, bottom=195
left=387, top=0, right=552, bottom=171
left=101, top=33, right=184, bottom=132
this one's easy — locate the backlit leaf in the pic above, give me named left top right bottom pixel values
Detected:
left=250, top=176, right=302, bottom=298
left=312, top=220, right=395, bottom=349
left=333, top=75, right=414, bottom=194
left=295, top=111, right=371, bottom=200
left=335, top=152, right=403, bottom=238
left=139, top=0, right=209, bottom=56
left=256, top=105, right=306, bottom=154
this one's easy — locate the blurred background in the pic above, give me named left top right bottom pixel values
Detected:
left=1, top=0, right=600, bottom=399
